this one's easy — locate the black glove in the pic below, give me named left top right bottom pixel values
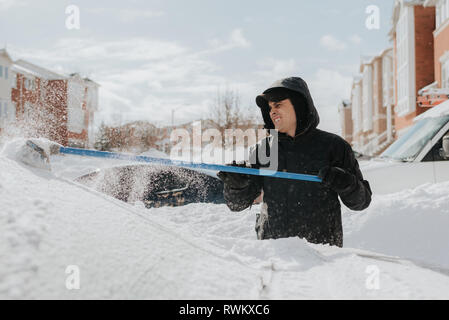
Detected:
left=217, top=161, right=251, bottom=189
left=318, top=166, right=356, bottom=194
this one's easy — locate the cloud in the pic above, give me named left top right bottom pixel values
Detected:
left=7, top=37, right=216, bottom=126
left=320, top=35, right=347, bottom=51
left=307, top=68, right=353, bottom=134
left=349, top=34, right=362, bottom=45
left=7, top=32, right=350, bottom=135
left=7, top=27, right=259, bottom=127
left=255, top=58, right=299, bottom=79
left=0, top=0, right=26, bottom=11
left=228, top=29, right=251, bottom=48
left=208, top=29, right=251, bottom=53
left=9, top=38, right=186, bottom=64
left=87, top=8, right=165, bottom=22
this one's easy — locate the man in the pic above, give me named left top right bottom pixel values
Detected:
left=217, top=77, right=372, bottom=247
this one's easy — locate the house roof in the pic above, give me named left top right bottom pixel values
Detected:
left=3, top=49, right=100, bottom=87
left=352, top=75, right=363, bottom=88
left=12, top=59, right=66, bottom=80
left=83, top=77, right=100, bottom=87
left=359, top=56, right=375, bottom=73
left=342, top=99, right=351, bottom=107
left=379, top=47, right=393, bottom=57
left=69, top=73, right=100, bottom=87
left=424, top=0, right=437, bottom=7
left=0, top=48, right=13, bottom=63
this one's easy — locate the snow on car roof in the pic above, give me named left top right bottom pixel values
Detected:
left=414, top=99, right=449, bottom=122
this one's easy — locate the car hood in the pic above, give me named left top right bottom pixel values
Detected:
left=359, top=158, right=407, bottom=172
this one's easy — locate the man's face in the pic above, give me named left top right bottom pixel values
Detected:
left=268, top=99, right=297, bottom=135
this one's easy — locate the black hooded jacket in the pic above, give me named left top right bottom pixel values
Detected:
left=223, top=77, right=372, bottom=247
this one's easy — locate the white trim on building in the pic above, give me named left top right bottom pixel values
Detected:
left=441, top=51, right=449, bottom=88
left=436, top=0, right=449, bottom=28
left=395, top=4, right=417, bottom=117
left=362, top=64, right=374, bottom=132
left=351, top=77, right=363, bottom=136
left=381, top=48, right=395, bottom=142
left=0, top=49, right=13, bottom=129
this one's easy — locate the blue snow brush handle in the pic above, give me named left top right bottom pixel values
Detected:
left=59, top=147, right=322, bottom=183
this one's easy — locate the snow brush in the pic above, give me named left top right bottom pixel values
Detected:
left=24, top=140, right=322, bottom=183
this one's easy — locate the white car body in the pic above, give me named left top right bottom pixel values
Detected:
left=360, top=99, right=449, bottom=194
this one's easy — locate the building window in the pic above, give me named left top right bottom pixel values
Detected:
left=24, top=102, right=33, bottom=121
left=437, top=0, right=449, bottom=29
left=5, top=67, right=8, bottom=79
left=382, top=54, right=393, bottom=107
left=0, top=65, right=3, bottom=78
left=10, top=73, right=16, bottom=88
left=24, top=78, right=36, bottom=90
left=396, top=6, right=414, bottom=116
left=362, top=65, right=373, bottom=132
left=351, top=82, right=362, bottom=135
left=0, top=101, right=9, bottom=120
left=40, top=86, right=46, bottom=102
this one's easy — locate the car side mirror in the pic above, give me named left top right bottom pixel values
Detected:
left=439, top=135, right=449, bottom=159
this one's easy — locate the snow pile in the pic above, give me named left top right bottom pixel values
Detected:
left=414, top=99, right=449, bottom=121
left=0, top=155, right=259, bottom=299
left=1, top=137, right=59, bottom=170
left=343, top=182, right=449, bottom=269
left=140, top=148, right=169, bottom=159
left=1, top=144, right=449, bottom=299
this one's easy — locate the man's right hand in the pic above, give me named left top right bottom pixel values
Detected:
left=217, top=161, right=251, bottom=189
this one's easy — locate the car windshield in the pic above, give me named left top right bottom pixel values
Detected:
left=380, top=115, right=449, bottom=161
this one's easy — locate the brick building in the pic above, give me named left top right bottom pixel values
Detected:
left=350, top=50, right=394, bottom=156
left=425, top=0, right=449, bottom=88
left=341, top=0, right=443, bottom=156
left=390, top=0, right=436, bottom=136
left=0, top=49, right=99, bottom=147
left=381, top=48, right=395, bottom=144
left=417, top=1, right=449, bottom=108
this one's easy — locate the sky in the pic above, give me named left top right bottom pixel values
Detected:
left=0, top=0, right=395, bottom=134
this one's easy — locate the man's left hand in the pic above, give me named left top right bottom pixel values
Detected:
left=318, top=166, right=356, bottom=194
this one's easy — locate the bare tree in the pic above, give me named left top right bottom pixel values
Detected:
left=94, top=122, right=111, bottom=151
left=210, top=87, right=244, bottom=147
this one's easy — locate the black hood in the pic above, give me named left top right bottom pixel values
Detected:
left=256, top=77, right=320, bottom=136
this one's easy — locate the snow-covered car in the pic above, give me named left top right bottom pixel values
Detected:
left=76, top=164, right=225, bottom=208
left=361, top=100, right=449, bottom=194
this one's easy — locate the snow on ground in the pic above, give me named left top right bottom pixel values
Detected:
left=1, top=139, right=449, bottom=299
